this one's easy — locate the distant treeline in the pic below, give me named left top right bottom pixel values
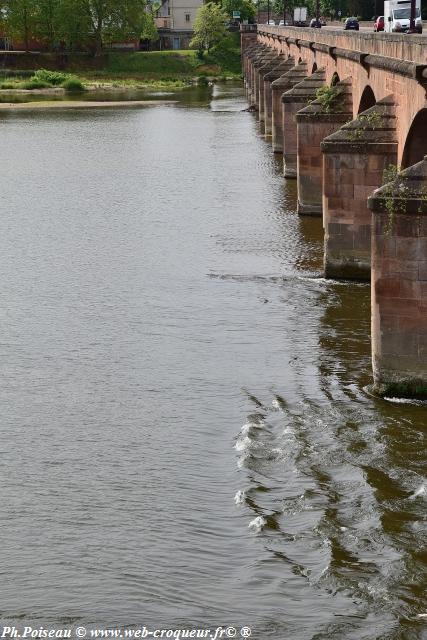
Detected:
left=0, top=0, right=158, bottom=53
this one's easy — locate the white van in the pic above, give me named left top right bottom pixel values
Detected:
left=384, top=0, right=422, bottom=32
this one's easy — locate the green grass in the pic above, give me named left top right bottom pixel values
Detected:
left=21, top=79, right=53, bottom=89
left=0, top=81, right=19, bottom=89
left=105, top=50, right=202, bottom=75
left=103, top=38, right=241, bottom=79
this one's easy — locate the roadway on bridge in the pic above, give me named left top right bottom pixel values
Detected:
left=263, top=23, right=426, bottom=35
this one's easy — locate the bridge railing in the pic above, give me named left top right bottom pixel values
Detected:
left=240, top=24, right=258, bottom=33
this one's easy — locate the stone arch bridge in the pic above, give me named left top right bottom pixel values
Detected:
left=241, top=25, right=427, bottom=398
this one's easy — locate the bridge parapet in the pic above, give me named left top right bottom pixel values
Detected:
left=257, top=25, right=427, bottom=68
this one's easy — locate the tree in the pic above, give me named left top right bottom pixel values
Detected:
left=0, top=0, right=153, bottom=52
left=140, top=11, right=158, bottom=42
left=190, top=3, right=227, bottom=53
left=221, top=0, right=256, bottom=21
left=34, top=0, right=61, bottom=50
left=63, top=0, right=149, bottom=55
left=51, top=0, right=89, bottom=50
left=2, top=0, right=38, bottom=51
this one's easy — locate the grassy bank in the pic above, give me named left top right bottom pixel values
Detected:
left=103, top=35, right=241, bottom=79
left=0, top=34, right=241, bottom=91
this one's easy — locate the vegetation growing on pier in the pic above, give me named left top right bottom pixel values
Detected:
left=315, top=85, right=344, bottom=113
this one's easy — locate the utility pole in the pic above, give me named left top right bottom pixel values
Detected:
left=283, top=0, right=286, bottom=24
left=316, top=0, right=320, bottom=21
left=408, top=0, right=416, bottom=32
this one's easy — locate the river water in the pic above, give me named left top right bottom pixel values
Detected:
left=0, top=83, right=425, bottom=639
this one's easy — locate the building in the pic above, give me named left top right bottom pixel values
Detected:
left=155, top=0, right=203, bottom=49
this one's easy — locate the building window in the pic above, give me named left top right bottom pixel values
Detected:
left=185, top=13, right=190, bottom=21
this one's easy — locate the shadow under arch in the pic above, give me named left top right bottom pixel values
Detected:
left=358, top=85, right=376, bottom=113
left=331, top=72, right=340, bottom=86
left=401, top=108, right=427, bottom=168
left=311, top=62, right=318, bottom=73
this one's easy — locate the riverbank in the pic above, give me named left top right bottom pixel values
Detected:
left=0, top=37, right=242, bottom=91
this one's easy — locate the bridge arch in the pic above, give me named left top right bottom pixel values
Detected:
left=358, top=85, right=376, bottom=113
left=311, top=62, right=318, bottom=73
left=402, top=109, right=427, bottom=168
left=331, top=73, right=340, bottom=86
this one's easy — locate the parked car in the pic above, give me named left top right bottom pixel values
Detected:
left=279, top=19, right=285, bottom=25
left=344, top=16, right=359, bottom=29
left=266, top=19, right=276, bottom=25
left=374, top=15, right=385, bottom=30
left=309, top=18, right=322, bottom=27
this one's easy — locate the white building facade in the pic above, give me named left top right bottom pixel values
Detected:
left=155, top=0, right=204, bottom=49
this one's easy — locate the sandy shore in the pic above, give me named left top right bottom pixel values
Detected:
left=0, top=99, right=177, bottom=110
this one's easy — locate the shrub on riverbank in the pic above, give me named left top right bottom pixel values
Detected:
left=61, top=77, right=86, bottom=92
left=33, top=69, right=70, bottom=86
left=0, top=70, right=87, bottom=92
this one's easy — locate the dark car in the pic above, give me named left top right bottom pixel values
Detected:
left=374, top=15, right=384, bottom=31
left=344, top=16, right=359, bottom=30
left=309, top=18, right=322, bottom=27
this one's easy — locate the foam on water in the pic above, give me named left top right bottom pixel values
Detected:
left=240, top=421, right=263, bottom=436
left=248, top=516, right=266, bottom=533
left=235, top=435, right=252, bottom=452
left=234, top=490, right=246, bottom=505
left=237, top=454, right=250, bottom=469
left=383, top=396, right=427, bottom=406
left=409, top=483, right=426, bottom=500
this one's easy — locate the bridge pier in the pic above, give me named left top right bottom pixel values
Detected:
left=271, top=63, right=307, bottom=154
left=242, top=45, right=260, bottom=96
left=263, top=58, right=295, bottom=137
left=257, top=56, right=283, bottom=127
left=295, top=79, right=353, bottom=216
left=245, top=47, right=267, bottom=105
left=282, top=69, right=326, bottom=179
left=321, top=97, right=398, bottom=280
left=253, top=52, right=279, bottom=111
left=242, top=45, right=256, bottom=100
left=368, top=157, right=427, bottom=399
left=249, top=49, right=267, bottom=105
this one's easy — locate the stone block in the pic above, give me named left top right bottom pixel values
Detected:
left=418, top=261, right=427, bottom=281
left=395, top=237, right=421, bottom=261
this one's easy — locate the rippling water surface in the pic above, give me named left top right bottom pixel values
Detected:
left=0, top=83, right=425, bottom=639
